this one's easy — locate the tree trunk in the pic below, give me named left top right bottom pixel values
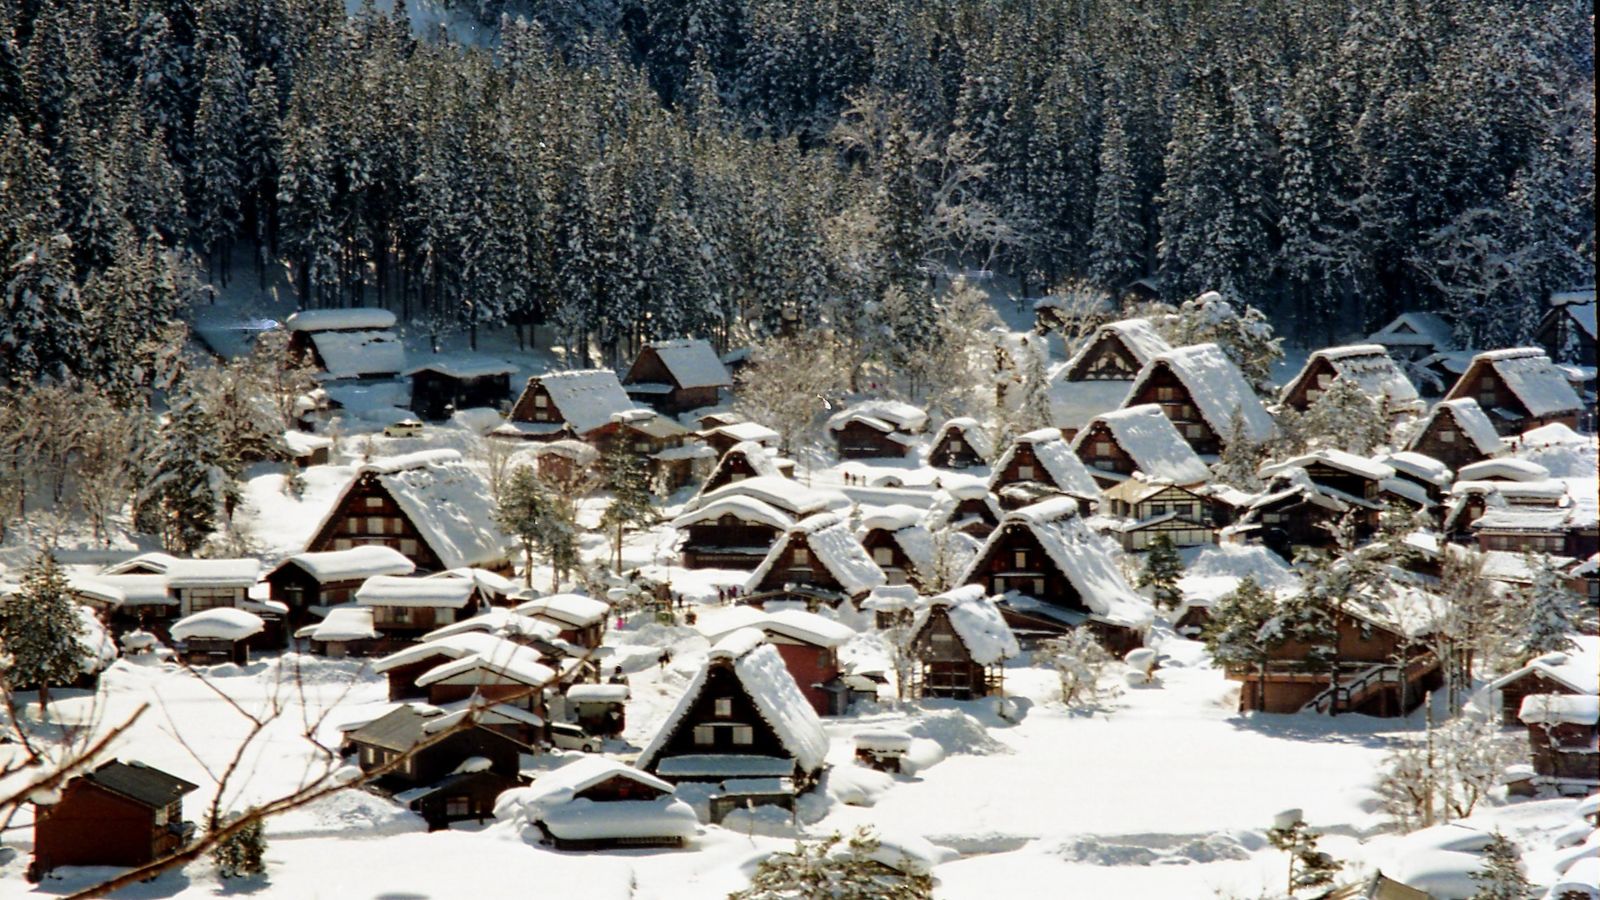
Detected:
left=524, top=543, right=533, bottom=588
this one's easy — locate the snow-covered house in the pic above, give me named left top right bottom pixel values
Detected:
left=164, top=559, right=262, bottom=618
left=1518, top=694, right=1600, bottom=795
left=346, top=704, right=528, bottom=829
left=169, top=608, right=266, bottom=665
left=622, top=338, right=733, bottom=414
left=926, top=417, right=995, bottom=470
left=745, top=513, right=887, bottom=604
left=285, top=308, right=406, bottom=380
left=1366, top=311, right=1456, bottom=363
left=1377, top=451, right=1455, bottom=508
left=1070, top=404, right=1211, bottom=489
left=267, top=545, right=416, bottom=630
left=989, top=428, right=1101, bottom=511
left=698, top=419, right=782, bottom=458
left=502, top=439, right=599, bottom=488
left=305, top=450, right=510, bottom=575
left=294, top=606, right=379, bottom=657
left=923, top=478, right=1004, bottom=539
left=1534, top=288, right=1597, bottom=368
left=355, top=575, right=487, bottom=647
left=403, top=355, right=518, bottom=420
left=31, top=760, right=198, bottom=876
left=512, top=593, right=610, bottom=648
left=1443, top=349, right=1583, bottom=435
left=1444, top=458, right=1592, bottom=556
left=494, top=757, right=697, bottom=850
left=700, top=440, right=792, bottom=495
left=69, top=573, right=177, bottom=638
left=372, top=632, right=527, bottom=701
left=412, top=641, right=557, bottom=710
left=1405, top=398, right=1507, bottom=470
left=826, top=400, right=929, bottom=459
left=634, top=629, right=829, bottom=791
left=1101, top=477, right=1219, bottom=550
left=1279, top=344, right=1422, bottom=416
left=1485, top=641, right=1598, bottom=727
left=505, top=369, right=649, bottom=443
left=1122, top=343, right=1276, bottom=456
left=100, top=552, right=183, bottom=576
left=858, top=506, right=979, bottom=591
left=959, top=498, right=1153, bottom=653
left=676, top=476, right=849, bottom=570
left=908, top=586, right=1019, bottom=700
left=1242, top=450, right=1397, bottom=557
left=702, top=608, right=857, bottom=716
left=1062, top=317, right=1173, bottom=382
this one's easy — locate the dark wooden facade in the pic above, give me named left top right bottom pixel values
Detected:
left=350, top=708, right=526, bottom=789
left=928, top=427, right=987, bottom=469
left=1229, top=610, right=1442, bottom=716
left=409, top=369, right=513, bottom=420
left=1124, top=364, right=1221, bottom=454
left=1445, top=356, right=1581, bottom=435
left=681, top=516, right=783, bottom=569
left=702, top=448, right=777, bottom=494
left=966, top=523, right=1086, bottom=617
left=1496, top=670, right=1588, bottom=727
left=1408, top=405, right=1498, bottom=471
left=1064, top=330, right=1146, bottom=380
left=1524, top=718, right=1600, bottom=791
left=910, top=605, right=1001, bottom=700
left=307, top=473, right=446, bottom=572
left=749, top=532, right=858, bottom=598
left=32, top=762, right=196, bottom=876
left=832, top=420, right=911, bottom=459
left=1073, top=420, right=1143, bottom=486
left=643, top=663, right=798, bottom=779
left=267, top=566, right=365, bottom=631
left=861, top=529, right=915, bottom=587
left=407, top=769, right=521, bottom=831
left=1534, top=301, right=1598, bottom=367
left=622, top=343, right=724, bottom=414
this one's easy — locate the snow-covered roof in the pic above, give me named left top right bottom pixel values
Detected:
left=929, top=417, right=995, bottom=462
left=702, top=421, right=781, bottom=445
left=427, top=567, right=517, bottom=597
left=1046, top=375, right=1133, bottom=432
left=1413, top=399, right=1506, bottom=457
left=860, top=584, right=925, bottom=613
left=100, top=552, right=182, bottom=576
left=705, top=608, right=857, bottom=649
left=164, top=559, right=262, bottom=589
left=1487, top=644, right=1599, bottom=697
left=513, top=593, right=610, bottom=628
left=914, top=585, right=1019, bottom=665
left=170, top=608, right=265, bottom=642
left=1066, top=318, right=1173, bottom=376
left=370, top=632, right=510, bottom=673
left=965, top=513, right=1153, bottom=629
left=1367, top=312, right=1455, bottom=349
left=1520, top=422, right=1587, bottom=448
left=1519, top=693, right=1599, bottom=726
left=514, top=439, right=601, bottom=466
left=826, top=400, right=929, bottom=436
left=991, top=428, right=1101, bottom=498
left=283, top=430, right=334, bottom=457
left=746, top=513, right=887, bottom=596
left=1378, top=451, right=1453, bottom=487
left=540, top=798, right=699, bottom=842
left=1454, top=349, right=1582, bottom=417
left=309, top=330, right=407, bottom=379
left=276, top=546, right=416, bottom=583
left=1075, top=404, right=1210, bottom=485
left=415, top=643, right=555, bottom=689
left=671, top=495, right=795, bottom=532
left=640, top=338, right=732, bottom=389
left=530, top=369, right=644, bottom=435
left=286, top=308, right=398, bottom=332
left=68, top=574, right=174, bottom=608
left=421, top=608, right=560, bottom=643
left=345, top=450, right=506, bottom=571
left=355, top=576, right=476, bottom=608
left=566, top=683, right=631, bottom=702
left=1260, top=448, right=1395, bottom=483
left=1284, top=344, right=1420, bottom=410
left=853, top=730, right=914, bottom=753
left=638, top=630, right=829, bottom=775
left=1457, top=458, right=1551, bottom=482
left=401, top=354, right=518, bottom=379
left=692, top=476, right=850, bottom=519
left=1128, top=344, right=1276, bottom=442
left=297, top=606, right=378, bottom=642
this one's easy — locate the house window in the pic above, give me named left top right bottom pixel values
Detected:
left=873, top=547, right=894, bottom=565
left=715, top=697, right=733, bottom=718
left=1095, top=441, right=1113, bottom=457
left=367, top=517, right=385, bottom=534
left=361, top=747, right=375, bottom=766
left=1017, top=465, right=1035, bottom=480
left=365, top=497, right=384, bottom=509
left=154, top=806, right=168, bottom=826
left=950, top=439, right=965, bottom=452
left=400, top=539, right=419, bottom=556
left=732, top=725, right=754, bottom=745
left=446, top=797, right=470, bottom=817
left=1012, top=550, right=1028, bottom=569
left=1439, top=430, right=1456, bottom=443
left=730, top=473, right=746, bottom=482
left=932, top=633, right=955, bottom=645
left=187, top=588, right=236, bottom=612
left=334, top=539, right=353, bottom=550
left=693, top=724, right=716, bottom=745
left=817, top=649, right=830, bottom=666
left=793, top=547, right=810, bottom=565
left=376, top=607, right=413, bottom=626
left=1149, top=504, right=1166, bottom=516
left=1157, top=386, right=1177, bottom=401
left=535, top=395, right=548, bottom=408
left=1031, top=578, right=1045, bottom=595
left=1175, top=503, right=1193, bottom=518
left=1185, top=424, right=1204, bottom=439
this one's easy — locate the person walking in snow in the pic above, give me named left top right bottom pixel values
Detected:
left=658, top=649, right=672, bottom=670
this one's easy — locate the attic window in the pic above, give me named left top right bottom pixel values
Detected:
left=535, top=395, right=548, bottom=408
left=1017, top=465, right=1035, bottom=480
left=1439, top=430, right=1456, bottom=443
left=873, top=547, right=894, bottom=565
left=365, top=497, right=384, bottom=509
left=714, top=697, right=733, bottom=718
left=153, top=806, right=168, bottom=826
left=732, top=725, right=754, bottom=745
left=1157, top=387, right=1177, bottom=401
left=793, top=547, right=810, bottom=565
left=693, top=724, right=715, bottom=745
left=1013, top=550, right=1028, bottom=569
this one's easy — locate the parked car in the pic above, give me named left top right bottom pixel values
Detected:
left=384, top=419, right=424, bottom=438
left=548, top=721, right=601, bottom=753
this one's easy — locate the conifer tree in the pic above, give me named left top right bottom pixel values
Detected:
left=1137, top=534, right=1184, bottom=610
left=1467, top=833, right=1530, bottom=900
left=494, top=464, right=575, bottom=591
left=1299, top=377, right=1388, bottom=455
left=1088, top=95, right=1145, bottom=293
left=211, top=815, right=268, bottom=879
left=0, top=550, right=88, bottom=715
left=1266, top=816, right=1341, bottom=896
left=135, top=383, right=230, bottom=553
left=599, top=444, right=659, bottom=573
left=1501, top=555, right=1580, bottom=666
left=1202, top=576, right=1279, bottom=712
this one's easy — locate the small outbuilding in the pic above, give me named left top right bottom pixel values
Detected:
left=170, top=608, right=266, bottom=665
left=926, top=417, right=994, bottom=470
left=31, top=760, right=198, bottom=877
left=494, top=756, right=697, bottom=850
left=404, top=355, right=519, bottom=420
left=908, top=586, right=1019, bottom=700
left=826, top=401, right=929, bottom=459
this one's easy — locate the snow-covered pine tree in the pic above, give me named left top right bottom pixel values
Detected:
left=192, top=34, right=248, bottom=283
left=599, top=444, right=660, bottom=573
left=1008, top=332, right=1052, bottom=437
left=1039, top=627, right=1114, bottom=708
left=1212, top=410, right=1267, bottom=490
left=494, top=464, right=575, bottom=591
left=135, top=383, right=230, bottom=553
left=0, top=550, right=88, bottom=715
left=1137, top=533, right=1184, bottom=610
left=1202, top=576, right=1280, bottom=711
left=1501, top=554, right=1581, bottom=666
left=1298, top=376, right=1388, bottom=455
left=211, top=815, right=267, bottom=879
left=1265, top=817, right=1341, bottom=896
left=729, top=828, right=932, bottom=900
left=1, top=231, right=86, bottom=384
left=1088, top=94, right=1145, bottom=295
left=1467, top=833, right=1530, bottom=900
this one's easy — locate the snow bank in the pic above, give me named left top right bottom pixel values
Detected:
left=904, top=709, right=1011, bottom=756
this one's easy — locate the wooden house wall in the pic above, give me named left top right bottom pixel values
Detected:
left=1281, top=357, right=1339, bottom=411
left=1451, top=363, right=1578, bottom=435
left=681, top=520, right=782, bottom=569
left=1065, top=334, right=1142, bottom=380
left=34, top=783, right=175, bottom=870
left=768, top=639, right=841, bottom=717
left=860, top=530, right=913, bottom=586
left=575, top=774, right=669, bottom=803
left=509, top=380, right=565, bottom=427
left=647, top=663, right=791, bottom=767
left=1126, top=365, right=1220, bottom=454
left=834, top=421, right=908, bottom=459
left=1074, top=421, right=1138, bottom=482
left=411, top=771, right=518, bottom=830
left=1535, top=308, right=1599, bottom=366
left=966, top=525, right=1088, bottom=614
left=1267, top=611, right=1404, bottom=665
left=410, top=371, right=511, bottom=420
left=307, top=475, right=445, bottom=572
left=751, top=534, right=845, bottom=594
left=1497, top=672, right=1583, bottom=727
left=910, top=606, right=992, bottom=699
left=702, top=453, right=767, bottom=493
left=929, top=431, right=985, bottom=469
left=1527, top=722, right=1600, bottom=782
